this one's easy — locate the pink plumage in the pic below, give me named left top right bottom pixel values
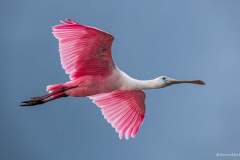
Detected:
left=51, top=19, right=144, bottom=139
left=89, top=90, right=145, bottom=139
left=21, top=19, right=205, bottom=140
left=52, top=19, right=114, bottom=80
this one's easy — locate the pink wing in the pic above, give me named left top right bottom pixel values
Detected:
left=52, top=19, right=115, bottom=80
left=88, top=90, right=145, bottom=139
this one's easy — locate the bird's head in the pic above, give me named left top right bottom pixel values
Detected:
left=154, top=76, right=205, bottom=88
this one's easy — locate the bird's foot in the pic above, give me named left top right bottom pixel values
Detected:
left=20, top=86, right=75, bottom=107
left=20, top=97, right=45, bottom=107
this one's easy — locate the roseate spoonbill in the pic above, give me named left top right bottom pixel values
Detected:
left=21, top=19, right=205, bottom=139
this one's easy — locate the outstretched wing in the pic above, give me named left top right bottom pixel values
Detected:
left=88, top=90, right=145, bottom=139
left=52, top=19, right=115, bottom=80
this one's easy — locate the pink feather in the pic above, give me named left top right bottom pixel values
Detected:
left=89, top=90, right=145, bottom=139
left=52, top=19, right=114, bottom=80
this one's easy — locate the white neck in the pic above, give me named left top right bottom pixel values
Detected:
left=118, top=70, right=164, bottom=90
left=132, top=79, right=162, bottom=90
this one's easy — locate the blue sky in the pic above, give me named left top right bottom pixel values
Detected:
left=1, top=0, right=240, bottom=159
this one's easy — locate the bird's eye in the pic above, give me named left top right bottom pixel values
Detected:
left=162, top=77, right=166, bottom=80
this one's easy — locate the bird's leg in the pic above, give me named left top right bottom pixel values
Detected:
left=21, top=87, right=65, bottom=103
left=20, top=86, right=76, bottom=107
left=20, top=92, right=68, bottom=106
left=30, top=87, right=66, bottom=101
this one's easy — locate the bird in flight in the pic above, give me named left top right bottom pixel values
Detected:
left=21, top=19, right=205, bottom=139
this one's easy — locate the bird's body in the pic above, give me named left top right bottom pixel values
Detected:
left=21, top=19, right=205, bottom=139
left=61, top=68, right=122, bottom=97
left=54, top=67, right=161, bottom=97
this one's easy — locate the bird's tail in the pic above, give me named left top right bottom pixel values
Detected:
left=20, top=83, right=70, bottom=107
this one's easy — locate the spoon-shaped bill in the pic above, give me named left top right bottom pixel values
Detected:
left=169, top=80, right=205, bottom=85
